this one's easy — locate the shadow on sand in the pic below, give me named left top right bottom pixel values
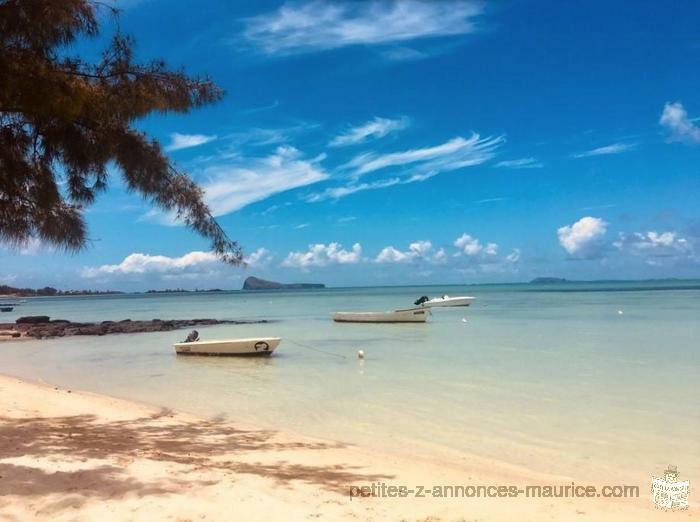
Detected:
left=0, top=408, right=394, bottom=509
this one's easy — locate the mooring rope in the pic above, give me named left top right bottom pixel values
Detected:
left=286, top=338, right=348, bottom=360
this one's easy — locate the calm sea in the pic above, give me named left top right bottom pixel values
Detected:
left=1, top=281, right=698, bottom=483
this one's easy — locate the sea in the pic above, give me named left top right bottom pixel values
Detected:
left=1, top=281, right=698, bottom=484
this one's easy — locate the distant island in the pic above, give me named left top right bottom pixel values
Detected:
left=242, top=276, right=325, bottom=290
left=145, top=289, right=224, bottom=294
left=529, top=277, right=569, bottom=284
left=0, top=285, right=123, bottom=297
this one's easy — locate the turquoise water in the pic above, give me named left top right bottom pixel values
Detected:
left=1, top=282, right=699, bottom=483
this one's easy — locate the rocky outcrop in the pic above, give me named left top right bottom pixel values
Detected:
left=0, top=317, right=269, bottom=340
left=16, top=315, right=51, bottom=324
left=243, top=276, right=325, bottom=290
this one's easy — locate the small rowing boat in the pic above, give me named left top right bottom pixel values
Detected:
left=415, top=295, right=475, bottom=308
left=332, top=308, right=430, bottom=323
left=174, top=337, right=281, bottom=356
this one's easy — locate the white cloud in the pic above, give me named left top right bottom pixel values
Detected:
left=375, top=240, right=446, bottom=264
left=494, top=157, right=543, bottom=169
left=82, top=251, right=222, bottom=278
left=165, top=133, right=217, bottom=152
left=202, top=146, right=329, bottom=216
left=572, top=143, right=633, bottom=158
left=281, top=242, right=362, bottom=269
left=244, top=247, right=273, bottom=267
left=557, top=216, right=608, bottom=259
left=659, top=102, right=700, bottom=144
left=308, top=134, right=502, bottom=201
left=244, top=0, right=483, bottom=55
left=451, top=233, right=519, bottom=272
left=1, top=237, right=51, bottom=256
left=454, top=233, right=498, bottom=256
left=613, top=231, right=693, bottom=258
left=329, top=117, right=409, bottom=147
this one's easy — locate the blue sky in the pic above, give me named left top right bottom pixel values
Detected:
left=3, top=0, right=700, bottom=290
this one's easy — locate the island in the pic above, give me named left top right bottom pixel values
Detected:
left=530, top=277, right=569, bottom=284
left=242, top=276, right=325, bottom=290
left=0, top=285, right=123, bottom=297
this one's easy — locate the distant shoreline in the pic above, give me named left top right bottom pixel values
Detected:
left=2, top=278, right=699, bottom=298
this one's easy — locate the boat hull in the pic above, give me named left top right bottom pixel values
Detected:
left=422, top=296, right=475, bottom=308
left=332, top=308, right=429, bottom=323
left=174, top=337, right=281, bottom=356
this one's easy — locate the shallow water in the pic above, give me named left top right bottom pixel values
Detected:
left=1, top=282, right=699, bottom=483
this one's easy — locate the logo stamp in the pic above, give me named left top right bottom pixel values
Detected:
left=651, top=465, right=689, bottom=510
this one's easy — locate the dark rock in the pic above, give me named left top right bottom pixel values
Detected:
left=3, top=317, right=270, bottom=340
left=16, top=316, right=50, bottom=324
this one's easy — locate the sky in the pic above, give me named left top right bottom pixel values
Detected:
left=2, top=0, right=700, bottom=290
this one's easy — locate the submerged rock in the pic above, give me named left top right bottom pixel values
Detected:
left=0, top=318, right=270, bottom=340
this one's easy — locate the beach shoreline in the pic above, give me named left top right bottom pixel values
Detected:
left=0, top=373, right=686, bottom=521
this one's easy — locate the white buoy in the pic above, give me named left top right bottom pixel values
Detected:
left=617, top=310, right=624, bottom=315
left=357, top=350, right=365, bottom=359
left=461, top=317, right=468, bottom=323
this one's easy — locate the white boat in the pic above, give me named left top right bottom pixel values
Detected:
left=418, top=295, right=475, bottom=308
left=174, top=337, right=281, bottom=356
left=332, top=308, right=430, bottom=323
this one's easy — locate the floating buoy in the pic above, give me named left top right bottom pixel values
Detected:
left=461, top=317, right=468, bottom=323
left=357, top=350, right=365, bottom=359
left=617, top=310, right=624, bottom=315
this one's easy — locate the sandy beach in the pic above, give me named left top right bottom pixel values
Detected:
left=1, top=373, right=691, bottom=521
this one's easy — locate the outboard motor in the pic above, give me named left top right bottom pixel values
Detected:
left=184, top=330, right=199, bottom=343
left=414, top=296, right=430, bottom=306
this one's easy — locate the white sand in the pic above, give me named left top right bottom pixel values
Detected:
left=0, top=374, right=694, bottom=521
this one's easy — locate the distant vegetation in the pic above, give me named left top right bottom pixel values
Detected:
left=243, top=276, right=325, bottom=290
left=530, top=277, right=569, bottom=284
left=145, top=289, right=224, bottom=293
left=0, top=285, right=122, bottom=297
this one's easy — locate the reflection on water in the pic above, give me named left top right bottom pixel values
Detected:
left=0, top=282, right=698, bottom=483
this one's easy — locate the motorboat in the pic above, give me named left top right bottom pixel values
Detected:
left=332, top=308, right=430, bottom=323
left=174, top=337, right=281, bottom=356
left=414, top=295, right=475, bottom=308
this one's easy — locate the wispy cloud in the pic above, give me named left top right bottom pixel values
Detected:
left=329, top=116, right=408, bottom=147
left=557, top=216, right=608, bottom=259
left=243, top=0, right=484, bottom=55
left=475, top=197, right=508, bottom=204
left=613, top=231, right=693, bottom=258
left=202, top=146, right=328, bottom=216
left=282, top=242, right=362, bottom=269
left=659, top=101, right=700, bottom=144
left=494, top=157, right=543, bottom=169
left=345, top=134, right=501, bottom=176
left=571, top=142, right=634, bottom=158
left=165, top=133, right=217, bottom=152
left=380, top=46, right=429, bottom=62
left=307, top=134, right=502, bottom=201
left=1, top=237, right=51, bottom=256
